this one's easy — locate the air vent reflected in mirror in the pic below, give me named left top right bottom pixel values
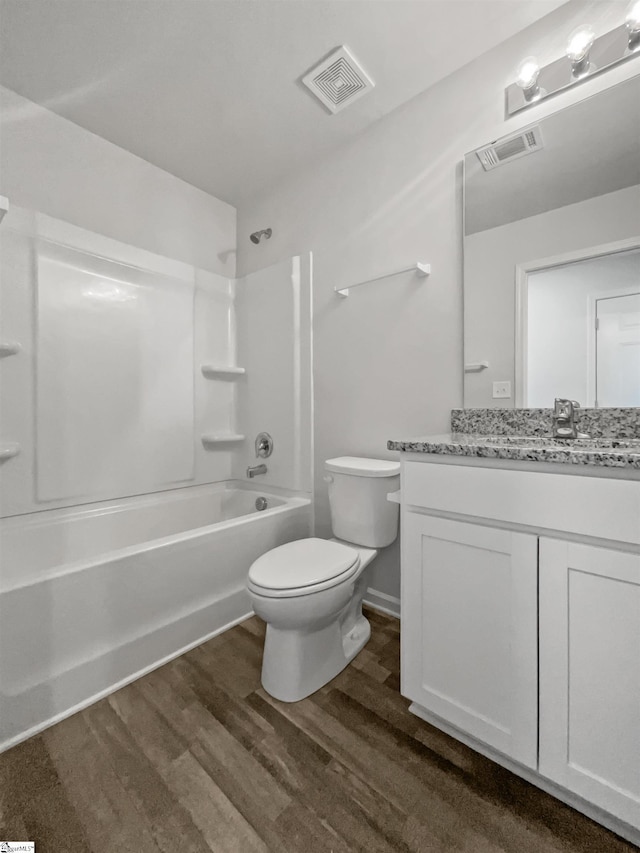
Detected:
left=476, top=126, right=544, bottom=171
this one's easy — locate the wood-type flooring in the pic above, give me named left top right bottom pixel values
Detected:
left=1, top=608, right=635, bottom=852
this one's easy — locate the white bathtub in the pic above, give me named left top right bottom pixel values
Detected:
left=0, top=483, right=311, bottom=751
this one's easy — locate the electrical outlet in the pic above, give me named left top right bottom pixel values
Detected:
left=492, top=380, right=511, bottom=399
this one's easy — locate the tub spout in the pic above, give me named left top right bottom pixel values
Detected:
left=247, top=463, right=267, bottom=478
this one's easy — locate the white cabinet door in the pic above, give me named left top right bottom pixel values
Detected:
left=539, top=538, right=640, bottom=830
left=402, top=513, right=538, bottom=768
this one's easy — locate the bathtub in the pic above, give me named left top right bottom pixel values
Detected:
left=0, top=482, right=311, bottom=751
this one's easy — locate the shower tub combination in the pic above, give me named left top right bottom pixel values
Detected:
left=0, top=483, right=310, bottom=751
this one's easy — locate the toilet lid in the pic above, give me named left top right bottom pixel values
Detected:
left=325, top=456, right=400, bottom=478
left=248, top=538, right=359, bottom=591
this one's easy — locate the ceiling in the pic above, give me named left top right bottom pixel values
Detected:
left=465, top=75, right=640, bottom=234
left=0, top=0, right=566, bottom=207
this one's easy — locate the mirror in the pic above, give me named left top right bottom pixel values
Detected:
left=463, top=76, right=640, bottom=409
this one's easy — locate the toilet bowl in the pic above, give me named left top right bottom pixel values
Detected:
left=247, top=456, right=400, bottom=702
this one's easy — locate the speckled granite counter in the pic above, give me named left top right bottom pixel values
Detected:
left=387, top=433, right=640, bottom=469
left=450, top=407, right=640, bottom=439
left=388, top=408, right=640, bottom=469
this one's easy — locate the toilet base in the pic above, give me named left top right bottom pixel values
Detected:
left=261, top=611, right=371, bottom=703
left=342, top=612, right=371, bottom=662
left=255, top=542, right=378, bottom=702
left=260, top=548, right=376, bottom=702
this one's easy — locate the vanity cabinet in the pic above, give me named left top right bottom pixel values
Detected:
left=400, top=457, right=640, bottom=844
left=402, top=514, right=538, bottom=768
left=539, top=538, right=640, bottom=829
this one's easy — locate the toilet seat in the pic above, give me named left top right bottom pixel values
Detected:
left=248, top=537, right=360, bottom=599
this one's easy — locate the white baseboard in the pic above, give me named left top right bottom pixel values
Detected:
left=363, top=588, right=400, bottom=619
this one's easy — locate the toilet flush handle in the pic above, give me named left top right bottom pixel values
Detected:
left=323, top=474, right=334, bottom=484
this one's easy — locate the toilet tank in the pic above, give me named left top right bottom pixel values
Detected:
left=324, top=457, right=400, bottom=548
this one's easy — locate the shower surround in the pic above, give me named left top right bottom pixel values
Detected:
left=0, top=205, right=313, bottom=749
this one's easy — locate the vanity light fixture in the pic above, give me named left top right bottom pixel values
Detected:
left=506, top=3, right=640, bottom=115
left=566, top=25, right=596, bottom=76
left=515, top=56, right=541, bottom=101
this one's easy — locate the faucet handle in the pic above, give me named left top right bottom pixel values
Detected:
left=554, top=398, right=581, bottom=414
left=552, top=399, right=586, bottom=440
left=255, top=432, right=274, bottom=458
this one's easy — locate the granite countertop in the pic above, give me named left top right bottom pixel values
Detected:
left=387, top=433, right=640, bottom=469
left=450, top=407, right=640, bottom=440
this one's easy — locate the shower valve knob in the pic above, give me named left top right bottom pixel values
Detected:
left=255, top=432, right=274, bottom=458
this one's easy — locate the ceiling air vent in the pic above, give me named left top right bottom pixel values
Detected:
left=302, top=46, right=375, bottom=114
left=476, top=126, right=543, bottom=171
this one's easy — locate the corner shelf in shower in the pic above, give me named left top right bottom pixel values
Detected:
left=201, top=364, right=246, bottom=378
left=201, top=433, right=246, bottom=447
left=0, top=342, right=22, bottom=358
left=0, top=443, right=20, bottom=462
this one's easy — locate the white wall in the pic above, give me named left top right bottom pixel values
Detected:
left=235, top=2, right=640, bottom=601
left=0, top=86, right=236, bottom=277
left=464, top=185, right=640, bottom=408
left=527, top=250, right=640, bottom=407
left=233, top=254, right=313, bottom=495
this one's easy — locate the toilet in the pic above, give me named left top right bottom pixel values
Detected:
left=247, top=456, right=400, bottom=702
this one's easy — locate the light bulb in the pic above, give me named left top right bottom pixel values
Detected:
left=566, top=25, right=596, bottom=62
left=515, top=56, right=540, bottom=91
left=626, top=0, right=640, bottom=34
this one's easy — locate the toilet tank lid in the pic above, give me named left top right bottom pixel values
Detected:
left=325, top=456, right=400, bottom=477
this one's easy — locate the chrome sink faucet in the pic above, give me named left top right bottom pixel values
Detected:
left=552, top=398, right=589, bottom=439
